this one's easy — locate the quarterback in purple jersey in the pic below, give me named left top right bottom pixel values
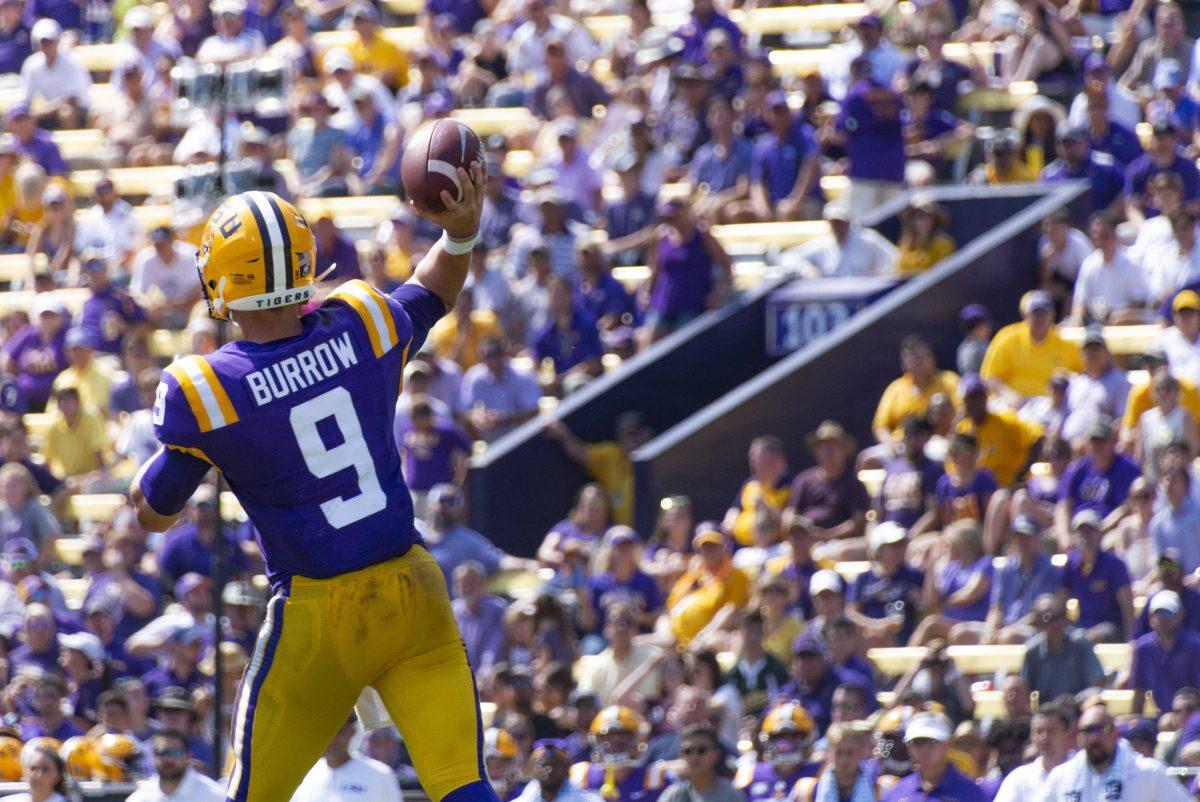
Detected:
left=130, top=163, right=495, bottom=802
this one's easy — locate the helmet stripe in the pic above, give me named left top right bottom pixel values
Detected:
left=264, top=193, right=295, bottom=290
left=240, top=193, right=276, bottom=296
left=244, top=192, right=289, bottom=297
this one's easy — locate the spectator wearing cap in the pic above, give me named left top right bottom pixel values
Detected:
left=896, top=197, right=955, bottom=276
left=157, top=486, right=250, bottom=587
left=957, top=304, right=992, bottom=377
left=48, top=327, right=115, bottom=417
left=1013, top=96, right=1067, bottom=177
left=19, top=19, right=91, bottom=129
left=346, top=90, right=403, bottom=197
left=980, top=289, right=1082, bottom=402
left=344, top=0, right=408, bottom=91
left=673, top=0, right=742, bottom=63
left=781, top=201, right=897, bottom=279
left=77, top=178, right=143, bottom=272
left=288, top=95, right=351, bottom=198
left=1114, top=3, right=1192, bottom=90
left=830, top=56, right=906, bottom=217
left=457, top=336, right=540, bottom=442
left=58, top=629, right=106, bottom=726
left=1130, top=589, right=1200, bottom=716
left=506, top=0, right=598, bottom=81
left=322, top=46, right=395, bottom=131
left=1059, top=508, right=1134, bottom=642
left=823, top=14, right=905, bottom=102
left=396, top=48, right=452, bottom=111
left=783, top=421, right=869, bottom=552
left=546, top=119, right=604, bottom=216
left=688, top=97, right=753, bottom=224
left=1055, top=417, right=1140, bottom=543
left=1039, top=210, right=1093, bottom=305
left=530, top=38, right=609, bottom=120
left=878, top=417, right=943, bottom=535
left=1067, top=54, right=1141, bottom=132
left=660, top=62, right=716, bottom=170
left=955, top=374, right=1043, bottom=487
left=236, top=123, right=292, bottom=200
left=1040, top=123, right=1125, bottom=214
left=425, top=483, right=528, bottom=581
left=981, top=515, right=1062, bottom=645
left=1125, top=118, right=1200, bottom=226
left=750, top=90, right=822, bottom=222
left=883, top=712, right=985, bottom=802
left=0, top=0, right=29, bottom=76
left=1151, top=59, right=1200, bottom=142
left=131, top=226, right=202, bottom=329
left=1156, top=290, right=1200, bottom=386
left=196, top=0, right=265, bottom=65
left=1063, top=330, right=1131, bottom=444
left=968, top=128, right=1035, bottom=186
left=901, top=82, right=973, bottom=177
left=873, top=336, right=959, bottom=449
left=640, top=197, right=731, bottom=344
left=848, top=521, right=925, bottom=645
left=76, top=251, right=147, bottom=356
left=6, top=105, right=64, bottom=176
left=601, top=149, right=657, bottom=267
left=662, top=527, right=749, bottom=647
left=115, top=5, right=181, bottom=87
left=583, top=527, right=662, bottom=634
left=149, top=687, right=216, bottom=768
left=1082, top=91, right=1143, bottom=169
left=1136, top=548, right=1200, bottom=636
left=534, top=275, right=603, bottom=385
left=547, top=416, right=651, bottom=528
left=575, top=238, right=635, bottom=334
left=776, top=631, right=847, bottom=733
left=140, top=622, right=208, bottom=699
left=1, top=295, right=66, bottom=411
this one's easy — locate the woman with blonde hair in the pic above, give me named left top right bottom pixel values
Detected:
left=1134, top=368, right=1198, bottom=481
left=25, top=184, right=75, bottom=289
left=909, top=520, right=994, bottom=645
left=0, top=462, right=60, bottom=564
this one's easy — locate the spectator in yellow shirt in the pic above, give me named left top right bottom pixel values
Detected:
left=546, top=413, right=654, bottom=526
left=897, top=198, right=956, bottom=274
left=48, top=328, right=115, bottom=417
left=980, top=290, right=1082, bottom=403
left=347, top=1, right=410, bottom=91
left=1120, top=343, right=1200, bottom=439
left=723, top=436, right=794, bottom=547
left=956, top=374, right=1043, bottom=487
left=43, top=386, right=110, bottom=482
left=429, top=288, right=502, bottom=370
left=665, top=527, right=751, bottom=646
left=873, top=336, right=959, bottom=447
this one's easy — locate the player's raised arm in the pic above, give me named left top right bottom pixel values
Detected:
left=406, top=159, right=487, bottom=311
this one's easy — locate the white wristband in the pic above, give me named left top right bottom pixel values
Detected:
left=440, top=229, right=478, bottom=256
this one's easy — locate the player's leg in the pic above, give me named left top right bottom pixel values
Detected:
left=370, top=549, right=499, bottom=802
left=225, top=592, right=361, bottom=802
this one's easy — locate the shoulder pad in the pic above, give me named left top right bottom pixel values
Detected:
left=156, top=355, right=238, bottom=440
left=734, top=763, right=755, bottom=789
left=326, top=279, right=404, bottom=358
left=569, top=763, right=590, bottom=786
left=792, top=776, right=818, bottom=802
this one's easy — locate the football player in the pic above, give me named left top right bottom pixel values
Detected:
left=735, top=703, right=820, bottom=801
left=569, top=706, right=669, bottom=802
left=485, top=728, right=523, bottom=801
left=131, top=161, right=492, bottom=802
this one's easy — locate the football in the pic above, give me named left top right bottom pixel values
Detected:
left=400, top=118, right=484, bottom=215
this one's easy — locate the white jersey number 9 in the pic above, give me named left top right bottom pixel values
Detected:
left=290, top=386, right=387, bottom=528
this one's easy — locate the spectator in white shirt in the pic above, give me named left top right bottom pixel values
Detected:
left=1157, top=290, right=1200, bottom=386
left=780, top=200, right=897, bottom=278
left=126, top=729, right=225, bottom=802
left=291, top=716, right=403, bottom=802
left=993, top=700, right=1076, bottom=802
left=7, top=744, right=69, bottom=802
left=113, top=5, right=180, bottom=93
left=507, top=0, right=599, bottom=82
left=115, top=368, right=165, bottom=468
left=1128, top=171, right=1189, bottom=269
left=458, top=338, right=541, bottom=443
left=130, top=226, right=201, bottom=329
left=76, top=177, right=143, bottom=273
left=1071, top=212, right=1150, bottom=324
left=1067, top=54, right=1142, bottom=132
left=322, top=48, right=396, bottom=132
left=1039, top=210, right=1092, bottom=302
left=821, top=13, right=907, bottom=101
left=20, top=19, right=91, bottom=129
left=1144, top=208, right=1200, bottom=304
left=196, top=0, right=265, bottom=66
left=513, top=740, right=603, bottom=802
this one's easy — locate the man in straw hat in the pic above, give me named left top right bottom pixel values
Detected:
left=783, top=421, right=869, bottom=562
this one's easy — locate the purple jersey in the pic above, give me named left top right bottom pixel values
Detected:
left=735, top=761, right=821, bottom=802
left=395, top=419, right=471, bottom=491
left=570, top=761, right=669, bottom=802
left=144, top=281, right=445, bottom=591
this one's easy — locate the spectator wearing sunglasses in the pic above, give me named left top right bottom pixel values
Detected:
left=1132, top=548, right=1200, bottom=637
left=127, top=728, right=224, bottom=802
left=659, top=724, right=740, bottom=802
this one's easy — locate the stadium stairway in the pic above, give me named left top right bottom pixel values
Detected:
left=626, top=181, right=1091, bottom=531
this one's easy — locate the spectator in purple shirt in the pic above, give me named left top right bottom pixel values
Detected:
left=0, top=0, right=31, bottom=76
left=140, top=626, right=208, bottom=699
left=703, top=29, right=742, bottom=99
left=313, top=211, right=362, bottom=283
left=24, top=0, right=81, bottom=34
left=1125, top=117, right=1200, bottom=224
left=157, top=486, right=251, bottom=587
left=673, top=0, right=743, bottom=63
left=10, top=603, right=60, bottom=675
left=1054, top=416, right=1140, bottom=548
left=750, top=91, right=822, bottom=222
left=1, top=294, right=67, bottom=412
left=831, top=56, right=906, bottom=218
left=534, top=276, right=603, bottom=384
left=1084, top=91, right=1143, bottom=168
left=529, top=39, right=610, bottom=120
left=6, top=104, right=65, bottom=176
left=546, top=118, right=604, bottom=217
left=689, top=97, right=753, bottom=224
left=426, top=0, right=486, bottom=35
left=83, top=530, right=162, bottom=645
left=603, top=150, right=657, bottom=267
left=899, top=24, right=973, bottom=111
left=1130, top=589, right=1200, bottom=715
left=1059, top=508, right=1135, bottom=642
left=879, top=416, right=943, bottom=532
left=20, top=673, right=81, bottom=742
left=640, top=198, right=732, bottom=346
left=78, top=254, right=147, bottom=356
left=396, top=398, right=471, bottom=493
left=452, top=561, right=508, bottom=673
left=901, top=80, right=972, bottom=175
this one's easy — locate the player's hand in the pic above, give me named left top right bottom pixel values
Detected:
left=413, top=160, right=487, bottom=239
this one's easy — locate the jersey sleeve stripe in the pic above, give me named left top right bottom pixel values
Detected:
left=164, top=360, right=214, bottom=433
left=167, top=356, right=237, bottom=433
left=194, top=357, right=239, bottom=427
left=330, top=280, right=398, bottom=357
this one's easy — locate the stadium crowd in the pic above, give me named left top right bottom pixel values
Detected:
left=7, top=0, right=1200, bottom=796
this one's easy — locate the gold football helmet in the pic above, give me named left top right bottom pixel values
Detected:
left=197, top=191, right=317, bottom=320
